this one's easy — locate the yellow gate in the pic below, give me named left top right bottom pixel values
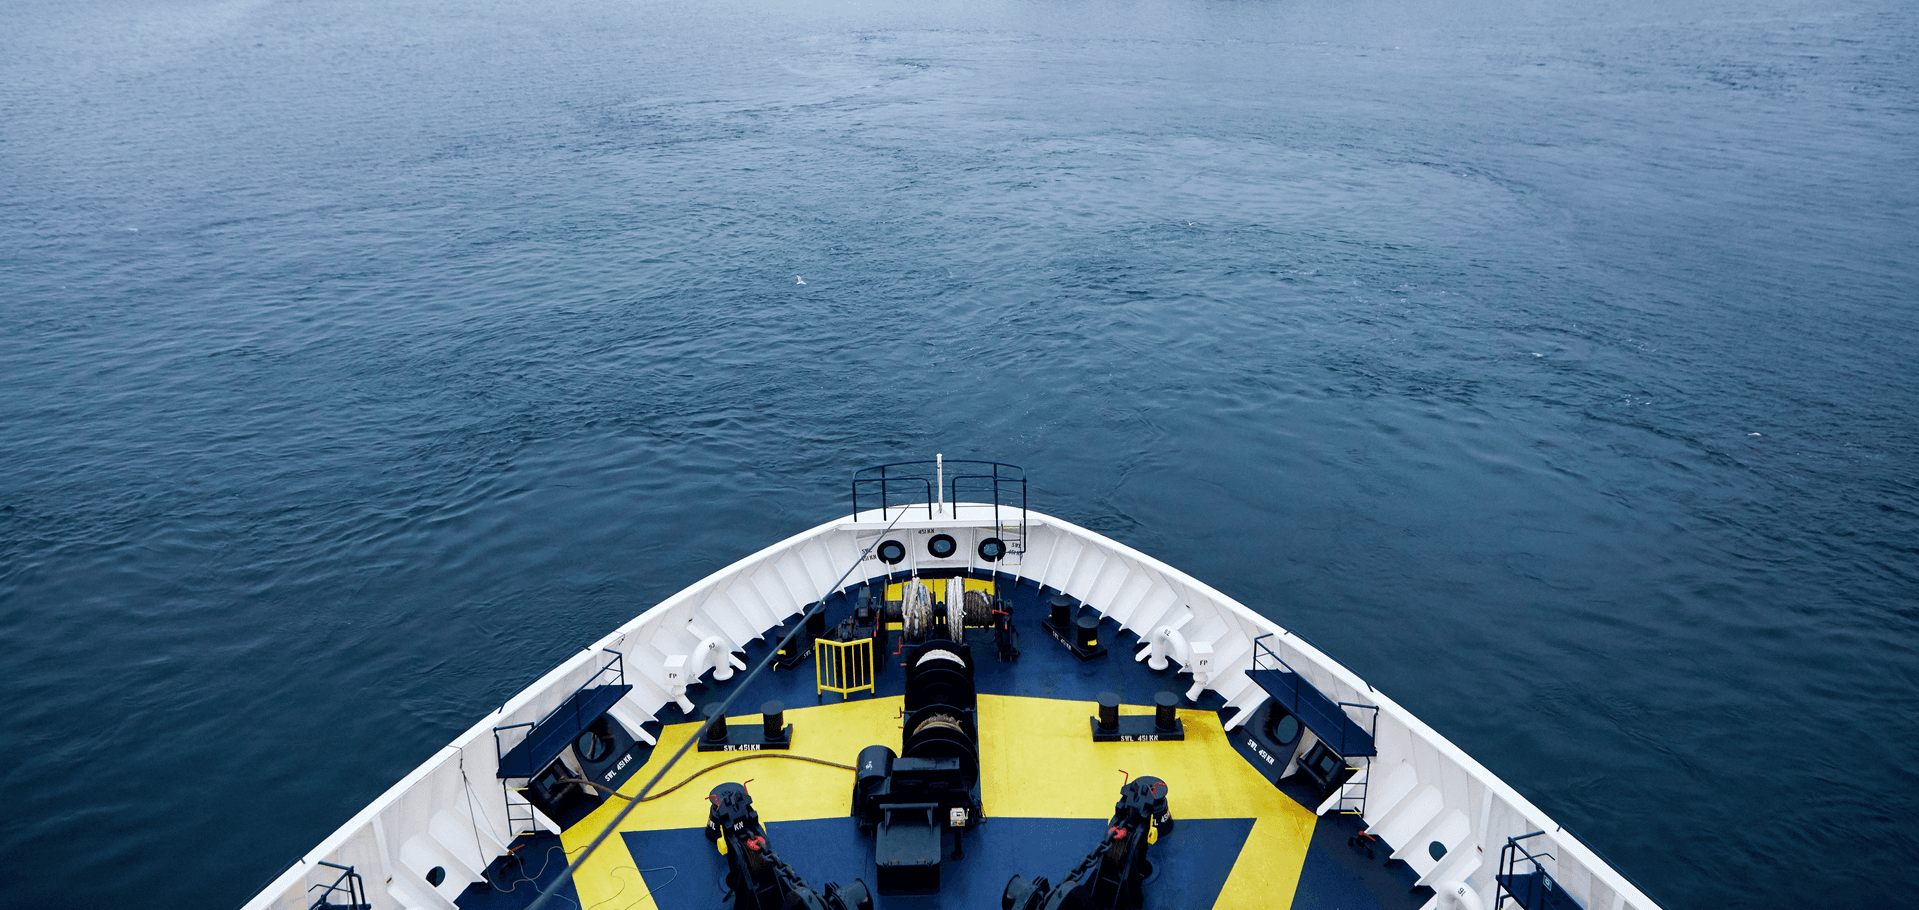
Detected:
left=815, top=637, right=875, bottom=699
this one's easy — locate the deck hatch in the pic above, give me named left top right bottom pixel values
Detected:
left=1246, top=638, right=1377, bottom=758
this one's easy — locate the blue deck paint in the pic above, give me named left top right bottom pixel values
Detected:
left=1291, top=812, right=1429, bottom=910
left=455, top=833, right=583, bottom=910
left=623, top=816, right=1256, bottom=910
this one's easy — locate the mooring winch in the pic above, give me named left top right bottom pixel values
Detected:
left=704, top=782, right=871, bottom=910
left=1002, top=776, right=1173, bottom=910
left=850, top=638, right=984, bottom=895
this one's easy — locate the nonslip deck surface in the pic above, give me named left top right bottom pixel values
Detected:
left=460, top=579, right=1427, bottom=910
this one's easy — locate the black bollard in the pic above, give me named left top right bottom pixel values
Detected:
left=763, top=701, right=785, bottom=740
left=1154, top=692, right=1179, bottom=733
left=1098, top=693, right=1120, bottom=733
left=1048, top=592, right=1073, bottom=630
left=1076, top=614, right=1100, bottom=652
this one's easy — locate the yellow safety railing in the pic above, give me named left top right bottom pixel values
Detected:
left=815, top=637, right=875, bottom=700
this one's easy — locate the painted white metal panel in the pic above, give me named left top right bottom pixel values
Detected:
left=1036, top=532, right=1086, bottom=595
left=1062, top=546, right=1110, bottom=605
left=1374, top=786, right=1446, bottom=854
left=1082, top=555, right=1133, bottom=618
left=1397, top=808, right=1471, bottom=876
left=1022, top=527, right=1065, bottom=589
left=792, top=537, right=838, bottom=600
left=1130, top=582, right=1185, bottom=638
left=1366, top=762, right=1421, bottom=824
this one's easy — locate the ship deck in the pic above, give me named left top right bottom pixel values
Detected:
left=456, top=577, right=1430, bottom=910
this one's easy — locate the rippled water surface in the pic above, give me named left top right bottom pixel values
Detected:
left=3, top=0, right=1916, bottom=906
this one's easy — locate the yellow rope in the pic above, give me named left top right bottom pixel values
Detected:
left=556, top=752, right=857, bottom=803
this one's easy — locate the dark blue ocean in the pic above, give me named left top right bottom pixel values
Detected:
left=3, top=0, right=1915, bottom=906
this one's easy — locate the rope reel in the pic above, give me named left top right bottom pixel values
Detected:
left=901, top=581, right=934, bottom=643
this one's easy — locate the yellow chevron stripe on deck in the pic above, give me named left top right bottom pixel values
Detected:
left=560, top=693, right=1314, bottom=910
left=975, top=694, right=1316, bottom=908
left=560, top=697, right=904, bottom=910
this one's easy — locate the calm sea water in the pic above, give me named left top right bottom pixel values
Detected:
left=3, top=0, right=1915, bottom=906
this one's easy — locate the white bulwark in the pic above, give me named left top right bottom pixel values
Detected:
left=241, top=504, right=1662, bottom=910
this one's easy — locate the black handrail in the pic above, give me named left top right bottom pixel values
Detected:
left=306, top=861, right=366, bottom=910
left=492, top=649, right=626, bottom=770
left=1253, top=633, right=1317, bottom=717
left=949, top=466, right=1027, bottom=550
left=946, top=463, right=1024, bottom=506
left=1338, top=701, right=1380, bottom=746
left=852, top=460, right=1027, bottom=525
left=1497, top=831, right=1563, bottom=910
left=851, top=472, right=935, bottom=519
left=1250, top=634, right=1377, bottom=757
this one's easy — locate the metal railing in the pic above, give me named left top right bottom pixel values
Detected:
left=490, top=648, right=628, bottom=836
left=306, top=861, right=367, bottom=910
left=1251, top=635, right=1380, bottom=757
left=490, top=648, right=627, bottom=770
left=852, top=458, right=1027, bottom=553
left=815, top=637, right=875, bottom=699
left=1497, top=831, right=1577, bottom=910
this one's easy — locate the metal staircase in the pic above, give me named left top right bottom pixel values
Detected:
left=1334, top=755, right=1373, bottom=817
left=503, top=783, right=540, bottom=837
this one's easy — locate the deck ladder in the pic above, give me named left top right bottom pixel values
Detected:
left=502, top=782, right=540, bottom=838
left=1334, top=755, right=1373, bottom=818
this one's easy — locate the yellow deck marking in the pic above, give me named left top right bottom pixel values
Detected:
left=560, top=697, right=903, bottom=910
left=1217, top=813, right=1319, bottom=909
left=975, top=695, right=1316, bottom=908
left=561, top=693, right=1314, bottom=910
